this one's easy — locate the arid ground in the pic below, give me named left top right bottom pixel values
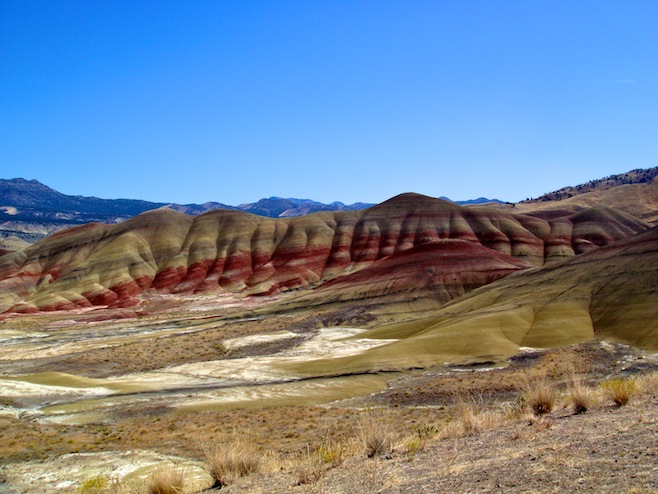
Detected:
left=1, top=292, right=656, bottom=493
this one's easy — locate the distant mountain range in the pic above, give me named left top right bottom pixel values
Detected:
left=0, top=178, right=502, bottom=242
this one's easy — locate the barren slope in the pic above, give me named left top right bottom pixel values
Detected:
left=282, top=225, right=658, bottom=377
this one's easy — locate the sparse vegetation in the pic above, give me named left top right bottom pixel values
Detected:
left=202, top=438, right=261, bottom=487
left=601, top=378, right=637, bottom=406
left=1, top=302, right=656, bottom=494
left=78, top=476, right=111, bottom=493
left=637, top=372, right=658, bottom=396
left=567, top=377, right=596, bottom=414
left=521, top=378, right=557, bottom=416
left=525, top=166, right=658, bottom=203
left=316, top=437, right=348, bottom=467
left=459, top=403, right=504, bottom=435
left=146, top=468, right=186, bottom=494
left=356, top=411, right=397, bottom=458
left=293, top=447, right=327, bottom=485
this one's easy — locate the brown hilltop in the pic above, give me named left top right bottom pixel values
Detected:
left=0, top=194, right=651, bottom=313
left=491, top=172, right=658, bottom=224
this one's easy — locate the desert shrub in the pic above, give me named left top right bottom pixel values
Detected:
left=317, top=439, right=346, bottom=467
left=455, top=398, right=504, bottom=436
left=363, top=429, right=393, bottom=458
left=146, top=468, right=186, bottom=494
left=293, top=447, right=326, bottom=486
left=78, top=476, right=110, bottom=493
left=636, top=372, right=658, bottom=397
left=293, top=435, right=350, bottom=484
left=413, top=423, right=440, bottom=439
left=521, top=378, right=557, bottom=416
left=78, top=476, right=124, bottom=494
left=203, top=438, right=261, bottom=487
left=459, top=404, right=481, bottom=435
left=403, top=435, right=423, bottom=456
left=601, top=378, right=636, bottom=406
left=567, top=378, right=596, bottom=414
left=356, top=412, right=396, bottom=458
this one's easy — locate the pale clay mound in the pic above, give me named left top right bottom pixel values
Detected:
left=0, top=327, right=394, bottom=422
left=1, top=450, right=213, bottom=494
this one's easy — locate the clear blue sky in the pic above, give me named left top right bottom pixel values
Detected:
left=1, top=0, right=656, bottom=205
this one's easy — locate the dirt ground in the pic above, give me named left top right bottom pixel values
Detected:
left=1, top=298, right=657, bottom=493
left=217, top=392, right=658, bottom=493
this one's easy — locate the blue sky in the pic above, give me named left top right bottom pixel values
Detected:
left=1, top=0, right=656, bottom=205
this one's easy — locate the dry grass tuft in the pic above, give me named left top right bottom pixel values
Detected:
left=292, top=437, right=351, bottom=485
left=316, top=438, right=348, bottom=467
left=458, top=403, right=504, bottom=436
left=146, top=468, right=186, bottom=494
left=601, top=378, right=637, bottom=407
left=202, top=438, right=261, bottom=487
left=430, top=394, right=506, bottom=440
left=293, top=449, right=326, bottom=486
left=567, top=377, right=597, bottom=414
left=403, top=435, right=423, bottom=456
left=521, top=377, right=557, bottom=416
left=636, top=371, right=658, bottom=397
left=356, top=411, right=396, bottom=458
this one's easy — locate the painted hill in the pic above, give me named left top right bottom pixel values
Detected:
left=283, top=224, right=658, bottom=377
left=0, top=193, right=649, bottom=314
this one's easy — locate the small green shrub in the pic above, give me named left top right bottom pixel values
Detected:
left=404, top=436, right=422, bottom=456
left=78, top=476, right=109, bottom=493
left=413, top=424, right=440, bottom=439
left=317, top=440, right=345, bottom=466
left=601, top=378, right=636, bottom=406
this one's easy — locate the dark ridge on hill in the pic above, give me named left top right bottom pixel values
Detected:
left=524, top=166, right=658, bottom=203
left=486, top=167, right=658, bottom=224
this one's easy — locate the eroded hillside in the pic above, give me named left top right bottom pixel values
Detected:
left=0, top=193, right=649, bottom=314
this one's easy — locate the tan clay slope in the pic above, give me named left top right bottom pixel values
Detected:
left=285, top=226, right=658, bottom=377
left=491, top=176, right=658, bottom=223
left=0, top=194, right=650, bottom=313
left=0, top=236, right=31, bottom=256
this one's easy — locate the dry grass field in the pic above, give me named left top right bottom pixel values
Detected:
left=1, top=296, right=657, bottom=493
